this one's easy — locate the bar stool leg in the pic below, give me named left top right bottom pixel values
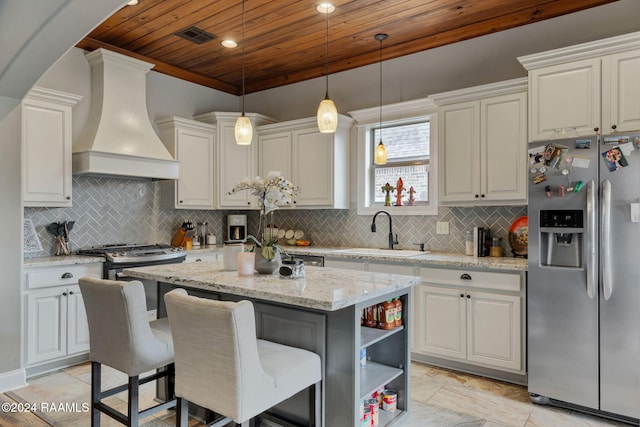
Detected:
left=176, top=397, right=189, bottom=427
left=91, top=362, right=101, bottom=427
left=127, top=375, right=140, bottom=427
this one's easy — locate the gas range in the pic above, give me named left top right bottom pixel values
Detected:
left=78, top=243, right=186, bottom=265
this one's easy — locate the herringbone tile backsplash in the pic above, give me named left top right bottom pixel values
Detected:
left=25, top=176, right=526, bottom=257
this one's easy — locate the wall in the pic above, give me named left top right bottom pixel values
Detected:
left=25, top=175, right=526, bottom=256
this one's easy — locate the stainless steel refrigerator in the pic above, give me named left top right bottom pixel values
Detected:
left=527, top=133, right=640, bottom=423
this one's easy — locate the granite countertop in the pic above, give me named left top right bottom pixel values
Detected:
left=23, top=244, right=527, bottom=272
left=124, top=259, right=420, bottom=311
left=24, top=254, right=105, bottom=268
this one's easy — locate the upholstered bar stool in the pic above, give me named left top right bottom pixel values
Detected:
left=79, top=277, right=177, bottom=427
left=164, top=288, right=322, bottom=427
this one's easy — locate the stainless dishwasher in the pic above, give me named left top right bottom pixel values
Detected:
left=291, top=254, right=324, bottom=267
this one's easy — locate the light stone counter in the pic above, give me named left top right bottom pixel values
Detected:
left=24, top=254, right=105, bottom=267
left=124, top=258, right=420, bottom=311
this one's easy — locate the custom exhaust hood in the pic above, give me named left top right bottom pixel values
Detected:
left=73, top=49, right=179, bottom=179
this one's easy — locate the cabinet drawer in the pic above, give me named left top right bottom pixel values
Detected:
left=419, top=267, right=520, bottom=292
left=25, top=264, right=102, bottom=290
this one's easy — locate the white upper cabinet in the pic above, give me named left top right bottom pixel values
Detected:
left=196, top=112, right=276, bottom=209
left=22, top=87, right=81, bottom=207
left=519, top=31, right=640, bottom=140
left=156, top=117, right=216, bottom=209
left=432, top=78, right=527, bottom=206
left=257, top=115, right=352, bottom=209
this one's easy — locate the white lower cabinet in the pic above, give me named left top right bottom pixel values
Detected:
left=413, top=267, right=524, bottom=374
left=24, top=263, right=102, bottom=366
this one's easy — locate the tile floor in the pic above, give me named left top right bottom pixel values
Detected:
left=0, top=361, right=630, bottom=427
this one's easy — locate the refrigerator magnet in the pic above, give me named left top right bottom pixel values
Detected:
left=532, top=173, right=547, bottom=185
left=602, top=147, right=628, bottom=172
left=575, top=140, right=591, bottom=149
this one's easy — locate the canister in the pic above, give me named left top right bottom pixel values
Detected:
left=223, top=242, right=244, bottom=270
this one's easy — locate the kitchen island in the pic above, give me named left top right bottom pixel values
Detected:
left=124, top=260, right=421, bottom=427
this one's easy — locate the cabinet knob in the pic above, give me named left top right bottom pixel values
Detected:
left=66, top=196, right=71, bottom=200
left=61, top=272, right=73, bottom=279
left=460, top=273, right=472, bottom=280
left=460, top=293, right=465, bottom=298
left=62, top=292, right=68, bottom=296
left=179, top=200, right=183, bottom=204
left=611, top=124, right=617, bottom=130
left=69, top=291, right=74, bottom=295
left=247, top=201, right=251, bottom=205
left=474, top=194, right=479, bottom=198
left=594, top=127, right=599, bottom=132
left=466, top=294, right=471, bottom=299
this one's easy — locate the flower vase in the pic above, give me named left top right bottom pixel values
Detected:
left=254, top=247, right=282, bottom=274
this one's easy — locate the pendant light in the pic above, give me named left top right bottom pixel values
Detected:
left=374, top=33, right=388, bottom=165
left=316, top=3, right=338, bottom=133
left=235, top=0, right=252, bottom=145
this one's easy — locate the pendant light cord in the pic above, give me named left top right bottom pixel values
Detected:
left=241, top=0, right=246, bottom=115
left=379, top=37, right=382, bottom=138
left=324, top=9, right=329, bottom=99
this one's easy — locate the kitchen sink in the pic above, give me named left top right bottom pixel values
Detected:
left=333, top=248, right=429, bottom=257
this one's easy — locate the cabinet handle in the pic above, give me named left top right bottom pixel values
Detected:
left=61, top=272, right=73, bottom=279
left=62, top=292, right=68, bottom=296
left=611, top=124, right=617, bottom=130
left=460, top=273, right=472, bottom=280
left=195, top=259, right=202, bottom=262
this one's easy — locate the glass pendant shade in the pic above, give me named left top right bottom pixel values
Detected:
left=234, top=115, right=253, bottom=145
left=317, top=96, right=338, bottom=133
left=374, top=141, right=387, bottom=164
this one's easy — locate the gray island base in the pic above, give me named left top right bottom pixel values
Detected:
left=124, top=260, right=421, bottom=427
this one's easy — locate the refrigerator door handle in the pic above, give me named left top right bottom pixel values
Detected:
left=601, top=179, right=613, bottom=300
left=586, top=180, right=596, bottom=299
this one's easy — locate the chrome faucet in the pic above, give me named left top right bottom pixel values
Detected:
left=371, top=210, right=398, bottom=250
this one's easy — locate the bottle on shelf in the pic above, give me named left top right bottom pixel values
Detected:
left=378, top=300, right=396, bottom=330
left=393, top=298, right=402, bottom=327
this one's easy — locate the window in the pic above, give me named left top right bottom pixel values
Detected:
left=351, top=98, right=438, bottom=216
left=371, top=121, right=430, bottom=204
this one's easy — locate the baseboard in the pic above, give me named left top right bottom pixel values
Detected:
left=0, top=368, right=27, bottom=393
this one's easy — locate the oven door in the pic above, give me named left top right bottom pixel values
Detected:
left=107, top=256, right=185, bottom=319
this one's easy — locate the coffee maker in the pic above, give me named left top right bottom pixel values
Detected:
left=227, top=215, right=247, bottom=242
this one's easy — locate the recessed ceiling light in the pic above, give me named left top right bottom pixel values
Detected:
left=126, top=0, right=139, bottom=5
left=221, top=39, right=238, bottom=48
left=315, top=3, right=335, bottom=14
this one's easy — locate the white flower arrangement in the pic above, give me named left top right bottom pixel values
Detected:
left=228, top=171, right=301, bottom=261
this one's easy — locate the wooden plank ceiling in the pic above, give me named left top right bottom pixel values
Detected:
left=76, top=0, right=617, bottom=95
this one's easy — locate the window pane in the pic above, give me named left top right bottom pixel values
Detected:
left=373, top=122, right=429, bottom=161
left=374, top=164, right=429, bottom=204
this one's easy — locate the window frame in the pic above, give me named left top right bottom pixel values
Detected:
left=350, top=98, right=438, bottom=216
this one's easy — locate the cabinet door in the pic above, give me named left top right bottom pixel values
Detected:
left=604, top=50, right=640, bottom=134
left=481, top=92, right=527, bottom=202
left=439, top=101, right=480, bottom=203
left=22, top=98, right=73, bottom=207
left=292, top=128, right=333, bottom=207
left=176, top=126, right=215, bottom=209
left=66, top=285, right=90, bottom=355
left=218, top=121, right=257, bottom=208
left=414, top=285, right=466, bottom=360
left=26, top=288, right=67, bottom=365
left=529, top=58, right=601, bottom=140
left=466, top=290, right=521, bottom=371
left=259, top=131, right=292, bottom=179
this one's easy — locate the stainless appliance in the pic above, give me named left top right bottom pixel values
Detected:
left=528, top=133, right=640, bottom=423
left=292, top=254, right=324, bottom=267
left=227, top=214, right=247, bottom=242
left=78, top=243, right=186, bottom=313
